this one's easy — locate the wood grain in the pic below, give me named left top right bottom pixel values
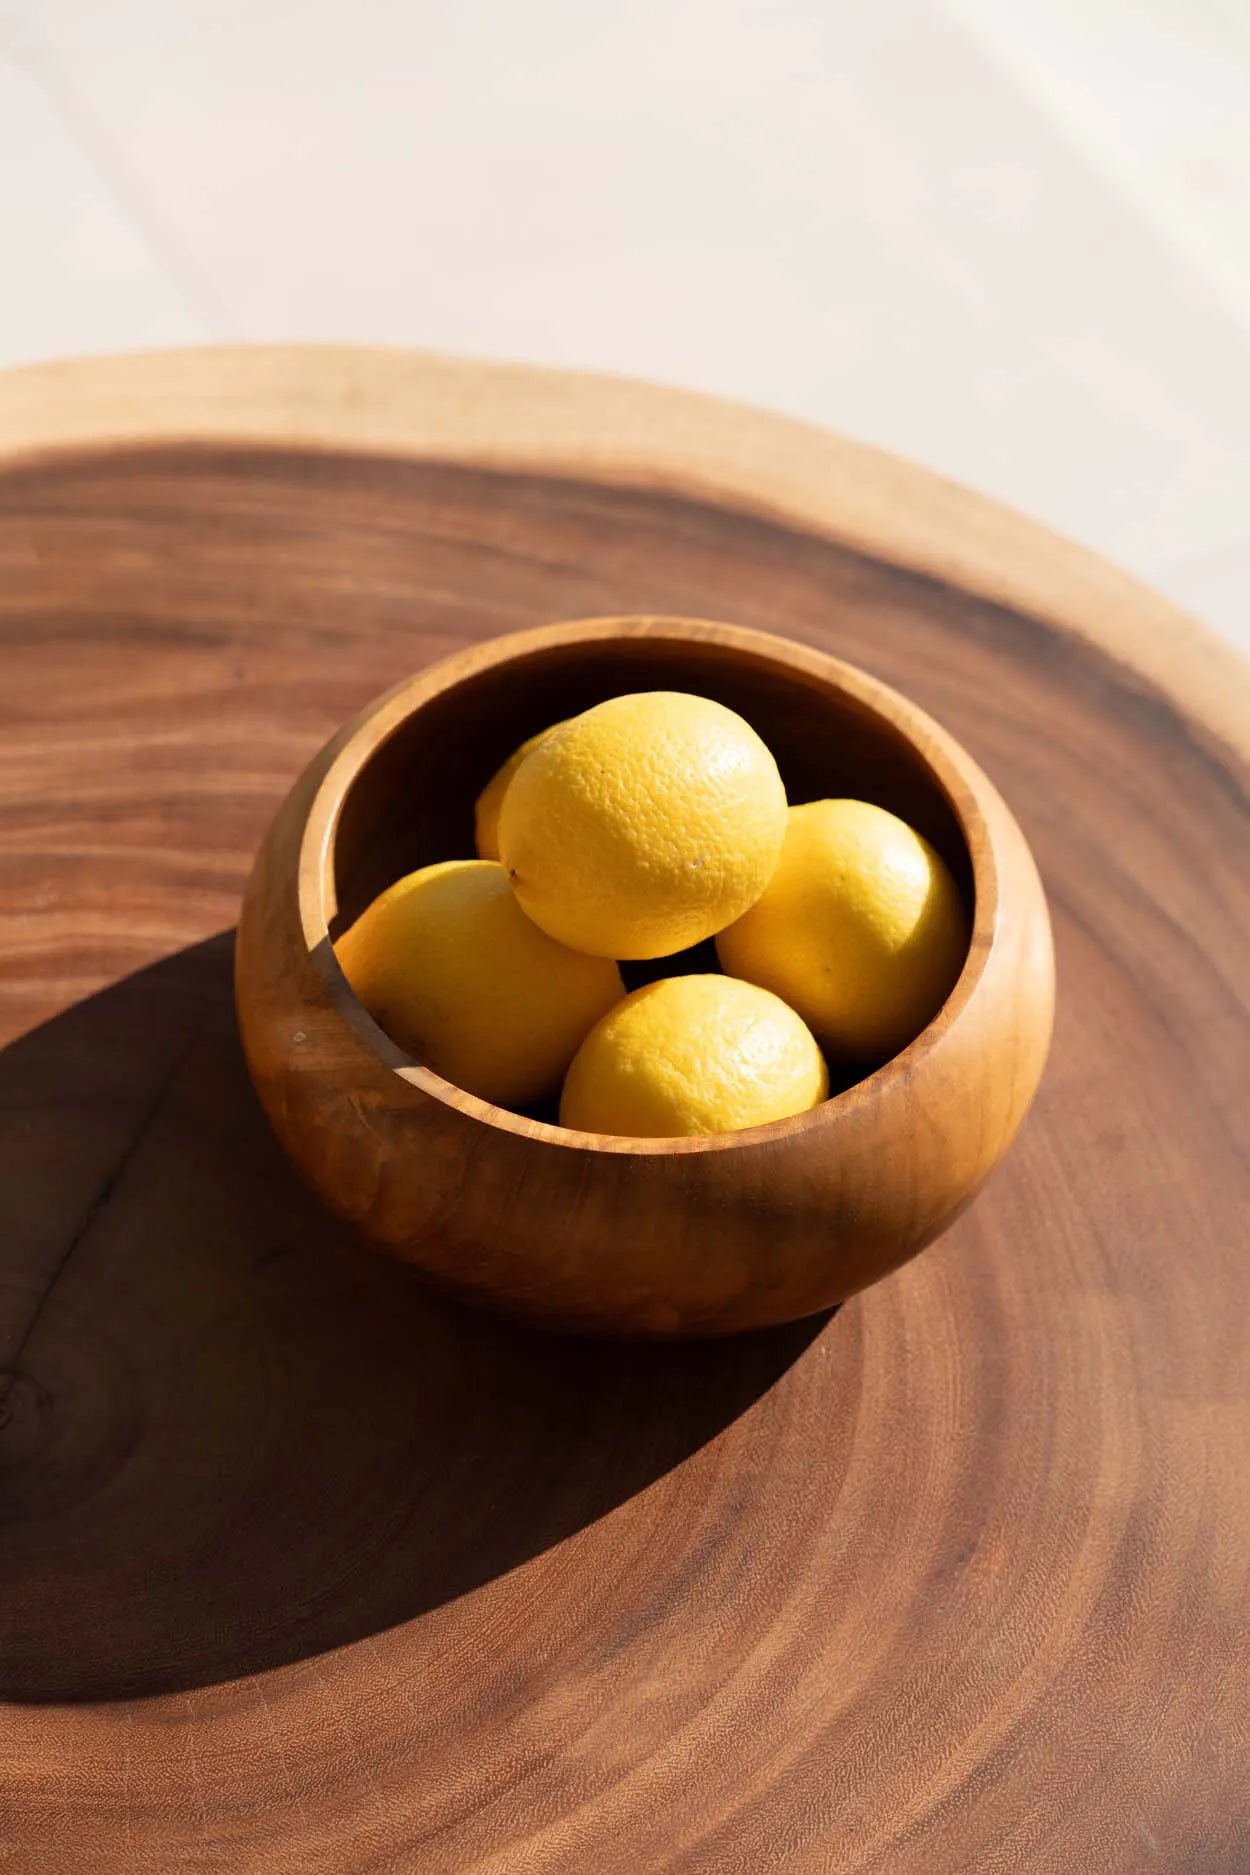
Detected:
left=1, top=352, right=1248, bottom=1872
left=3, top=348, right=1246, bottom=760
left=235, top=617, right=1053, bottom=1334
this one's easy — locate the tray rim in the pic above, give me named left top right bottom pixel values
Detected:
left=0, top=344, right=1245, bottom=763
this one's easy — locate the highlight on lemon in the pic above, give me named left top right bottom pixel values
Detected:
left=561, top=975, right=828, bottom=1138
left=497, top=691, right=787, bottom=960
left=474, top=722, right=563, bottom=862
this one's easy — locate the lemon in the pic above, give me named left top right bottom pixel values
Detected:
left=560, top=974, right=828, bottom=1138
left=335, top=859, right=623, bottom=1107
left=474, top=723, right=561, bottom=862
left=716, top=799, right=968, bottom=1060
left=498, top=692, right=787, bottom=960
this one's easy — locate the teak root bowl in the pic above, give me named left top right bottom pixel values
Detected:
left=235, top=617, right=1054, bottom=1335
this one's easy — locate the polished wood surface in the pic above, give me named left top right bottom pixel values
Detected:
left=236, top=618, right=1052, bottom=1334
left=1, top=351, right=1247, bottom=1871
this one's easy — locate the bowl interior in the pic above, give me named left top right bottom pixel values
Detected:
left=330, top=635, right=976, bottom=939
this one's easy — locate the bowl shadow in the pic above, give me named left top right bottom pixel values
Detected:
left=0, top=934, right=826, bottom=1703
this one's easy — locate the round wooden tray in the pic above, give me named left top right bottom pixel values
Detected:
left=1, top=349, right=1247, bottom=1873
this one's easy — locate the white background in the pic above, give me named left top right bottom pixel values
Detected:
left=3, top=0, right=1249, bottom=655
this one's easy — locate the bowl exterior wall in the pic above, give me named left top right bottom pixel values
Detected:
left=235, top=626, right=1054, bottom=1336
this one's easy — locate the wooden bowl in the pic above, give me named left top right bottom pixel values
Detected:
left=235, top=616, right=1053, bottom=1334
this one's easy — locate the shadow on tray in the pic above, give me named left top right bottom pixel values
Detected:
left=0, top=933, right=827, bottom=1701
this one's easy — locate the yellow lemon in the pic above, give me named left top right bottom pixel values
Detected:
left=474, top=723, right=562, bottom=862
left=498, top=692, right=787, bottom=960
left=335, top=859, right=623, bottom=1107
left=560, top=974, right=828, bottom=1138
left=716, top=799, right=968, bottom=1061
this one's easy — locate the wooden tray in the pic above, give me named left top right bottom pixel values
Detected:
left=1, top=349, right=1247, bottom=1874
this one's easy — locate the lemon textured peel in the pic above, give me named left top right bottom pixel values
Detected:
left=498, top=691, right=787, bottom=960
left=336, top=859, right=623, bottom=1107
left=717, top=799, right=968, bottom=1060
left=560, top=973, right=829, bottom=1138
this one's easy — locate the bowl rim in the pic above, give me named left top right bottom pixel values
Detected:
left=297, top=616, right=999, bottom=1157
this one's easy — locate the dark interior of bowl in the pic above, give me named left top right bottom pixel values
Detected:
left=331, top=636, right=975, bottom=943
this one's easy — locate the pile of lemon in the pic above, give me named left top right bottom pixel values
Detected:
left=336, top=692, right=967, bottom=1137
